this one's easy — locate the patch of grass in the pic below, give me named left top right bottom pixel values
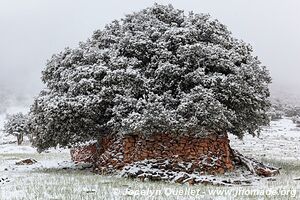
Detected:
left=1, top=150, right=299, bottom=199
left=0, top=152, right=70, bottom=161
left=260, top=158, right=300, bottom=174
left=33, top=167, right=93, bottom=175
left=2, top=168, right=299, bottom=200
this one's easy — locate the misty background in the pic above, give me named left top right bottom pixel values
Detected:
left=0, top=0, right=299, bottom=108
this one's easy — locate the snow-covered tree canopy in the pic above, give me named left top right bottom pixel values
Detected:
left=4, top=113, right=28, bottom=137
left=29, top=4, right=271, bottom=150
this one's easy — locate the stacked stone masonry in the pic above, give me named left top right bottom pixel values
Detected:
left=71, top=133, right=234, bottom=174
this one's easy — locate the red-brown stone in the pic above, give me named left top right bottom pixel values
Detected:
left=70, top=133, right=235, bottom=174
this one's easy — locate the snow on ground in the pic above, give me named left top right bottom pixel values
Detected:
left=229, top=117, right=300, bottom=161
left=0, top=114, right=300, bottom=199
left=0, top=144, right=36, bottom=154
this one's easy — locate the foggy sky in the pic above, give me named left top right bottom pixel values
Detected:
left=0, top=0, right=299, bottom=98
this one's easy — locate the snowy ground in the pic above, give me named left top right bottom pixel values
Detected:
left=0, top=109, right=300, bottom=199
left=229, top=118, right=300, bottom=161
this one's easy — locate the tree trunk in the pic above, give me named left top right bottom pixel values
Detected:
left=231, top=149, right=280, bottom=177
left=17, top=133, right=23, bottom=145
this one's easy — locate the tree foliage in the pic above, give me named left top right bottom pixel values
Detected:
left=4, top=113, right=28, bottom=145
left=28, top=4, right=271, bottom=150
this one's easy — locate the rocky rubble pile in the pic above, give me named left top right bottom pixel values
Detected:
left=120, top=159, right=254, bottom=186
left=15, top=158, right=37, bottom=165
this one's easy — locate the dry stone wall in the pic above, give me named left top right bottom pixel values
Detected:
left=71, top=133, right=234, bottom=174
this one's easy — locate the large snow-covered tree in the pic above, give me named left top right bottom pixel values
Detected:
left=28, top=4, right=271, bottom=151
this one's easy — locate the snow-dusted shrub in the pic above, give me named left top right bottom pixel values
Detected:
left=4, top=113, right=28, bottom=145
left=284, top=106, right=300, bottom=118
left=267, top=107, right=283, bottom=121
left=292, top=116, right=300, bottom=127
left=29, top=4, right=271, bottom=150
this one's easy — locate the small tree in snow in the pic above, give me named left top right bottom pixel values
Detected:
left=285, top=106, right=300, bottom=118
left=267, top=106, right=283, bottom=121
left=28, top=4, right=271, bottom=151
left=4, top=113, right=28, bottom=145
